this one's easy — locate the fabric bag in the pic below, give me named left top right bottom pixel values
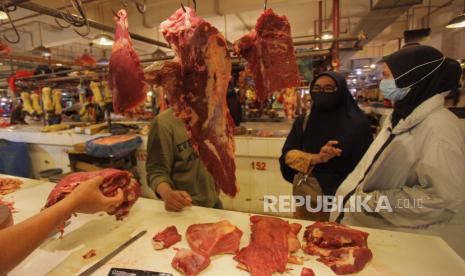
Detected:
left=291, top=111, right=329, bottom=221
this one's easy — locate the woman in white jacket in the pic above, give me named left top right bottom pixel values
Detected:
left=331, top=45, right=465, bottom=258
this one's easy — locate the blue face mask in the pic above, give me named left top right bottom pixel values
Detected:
left=379, top=79, right=411, bottom=102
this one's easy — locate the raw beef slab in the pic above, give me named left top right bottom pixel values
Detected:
left=145, top=7, right=237, bottom=197
left=152, top=225, right=182, bottom=250
left=109, top=9, right=146, bottom=113
left=234, top=9, right=300, bottom=102
left=43, top=168, right=140, bottom=236
left=303, top=221, right=373, bottom=275
left=234, top=215, right=302, bottom=276
left=171, top=248, right=211, bottom=276
left=186, top=220, right=243, bottom=256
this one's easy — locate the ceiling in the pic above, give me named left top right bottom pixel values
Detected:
left=0, top=0, right=464, bottom=66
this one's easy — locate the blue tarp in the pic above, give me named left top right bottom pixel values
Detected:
left=0, top=139, right=31, bottom=177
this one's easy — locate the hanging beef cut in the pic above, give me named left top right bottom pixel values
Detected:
left=186, top=220, right=243, bottom=256
left=109, top=9, right=146, bottom=113
left=234, top=9, right=300, bottom=102
left=152, top=225, right=182, bottom=250
left=171, top=248, right=211, bottom=276
left=234, top=215, right=302, bottom=276
left=303, top=221, right=373, bottom=275
left=43, top=168, right=140, bottom=236
left=145, top=7, right=237, bottom=197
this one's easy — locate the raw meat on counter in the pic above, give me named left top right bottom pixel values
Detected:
left=303, top=221, right=373, bottom=275
left=145, top=7, right=238, bottom=197
left=152, top=225, right=182, bottom=250
left=0, top=199, right=17, bottom=213
left=82, top=249, right=97, bottom=259
left=233, top=9, right=300, bottom=102
left=300, top=267, right=315, bottom=276
left=186, top=220, right=243, bottom=256
left=0, top=177, right=22, bottom=195
left=172, top=248, right=211, bottom=276
left=234, top=215, right=302, bottom=276
left=109, top=9, right=146, bottom=113
left=43, top=169, right=140, bottom=236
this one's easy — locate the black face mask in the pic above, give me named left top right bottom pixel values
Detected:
left=310, top=92, right=340, bottom=111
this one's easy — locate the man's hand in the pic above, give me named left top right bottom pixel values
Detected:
left=156, top=182, right=192, bottom=212
left=66, top=176, right=125, bottom=214
left=163, top=190, right=192, bottom=212
left=318, top=140, right=342, bottom=163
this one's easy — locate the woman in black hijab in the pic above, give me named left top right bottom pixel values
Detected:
left=280, top=71, right=373, bottom=219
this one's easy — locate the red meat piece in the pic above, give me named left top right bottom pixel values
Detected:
left=301, top=267, right=315, bottom=276
left=303, top=221, right=373, bottom=275
left=145, top=7, right=237, bottom=197
left=234, top=9, right=300, bottom=102
left=152, top=225, right=182, bottom=250
left=186, top=220, right=243, bottom=256
left=171, top=248, right=211, bottom=276
left=43, top=168, right=140, bottom=236
left=234, top=215, right=302, bottom=276
left=109, top=9, right=146, bottom=113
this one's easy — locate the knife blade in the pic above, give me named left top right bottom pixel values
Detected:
left=78, top=230, right=147, bottom=276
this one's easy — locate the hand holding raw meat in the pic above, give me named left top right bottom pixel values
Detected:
left=109, top=9, right=146, bottom=113
left=66, top=176, right=124, bottom=214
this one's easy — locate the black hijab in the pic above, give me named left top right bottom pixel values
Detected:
left=382, top=45, right=458, bottom=126
left=279, top=71, right=373, bottom=196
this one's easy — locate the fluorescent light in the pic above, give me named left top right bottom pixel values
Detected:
left=93, top=33, right=114, bottom=46
left=0, top=11, right=8, bottom=20
left=147, top=91, right=153, bottom=97
left=55, top=63, right=63, bottom=66
left=0, top=62, right=3, bottom=66
left=32, top=46, right=52, bottom=57
left=370, top=64, right=376, bottom=69
left=314, top=46, right=320, bottom=50
left=446, top=13, right=465, bottom=28
left=321, top=31, right=333, bottom=40
left=97, top=57, right=109, bottom=66
left=356, top=69, right=362, bottom=75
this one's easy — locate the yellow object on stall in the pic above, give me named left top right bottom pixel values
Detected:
left=90, top=81, right=104, bottom=105
left=102, top=81, right=112, bottom=103
left=42, top=87, right=54, bottom=112
left=20, top=92, right=35, bottom=115
left=40, top=123, right=70, bottom=132
left=52, top=89, right=62, bottom=115
left=31, top=93, right=43, bottom=115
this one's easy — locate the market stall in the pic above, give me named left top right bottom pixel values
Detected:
left=5, top=176, right=465, bottom=276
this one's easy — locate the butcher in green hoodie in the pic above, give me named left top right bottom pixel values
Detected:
left=146, top=108, right=221, bottom=212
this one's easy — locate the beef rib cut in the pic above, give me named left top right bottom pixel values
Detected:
left=145, top=7, right=237, bottom=197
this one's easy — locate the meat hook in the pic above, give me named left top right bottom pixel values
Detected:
left=73, top=20, right=90, bottom=37
left=1, top=2, right=20, bottom=44
left=193, top=0, right=196, bottom=11
left=264, top=0, right=268, bottom=10
left=55, top=0, right=88, bottom=29
left=131, top=0, right=146, bottom=14
left=181, top=2, right=187, bottom=13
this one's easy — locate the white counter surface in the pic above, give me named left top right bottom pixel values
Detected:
left=4, top=175, right=465, bottom=276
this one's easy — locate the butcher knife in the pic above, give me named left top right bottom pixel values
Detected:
left=78, top=230, right=147, bottom=276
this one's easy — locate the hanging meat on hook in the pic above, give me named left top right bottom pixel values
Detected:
left=144, top=7, right=238, bottom=197
left=234, top=9, right=300, bottom=102
left=109, top=9, right=146, bottom=113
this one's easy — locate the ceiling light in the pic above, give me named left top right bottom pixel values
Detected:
left=0, top=62, right=3, bottom=66
left=93, top=33, right=114, bottom=46
left=55, top=63, right=63, bottom=66
left=446, top=13, right=465, bottom=28
left=0, top=11, right=8, bottom=20
left=321, top=31, right=333, bottom=40
left=32, top=45, right=52, bottom=57
left=370, top=64, right=376, bottom=69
